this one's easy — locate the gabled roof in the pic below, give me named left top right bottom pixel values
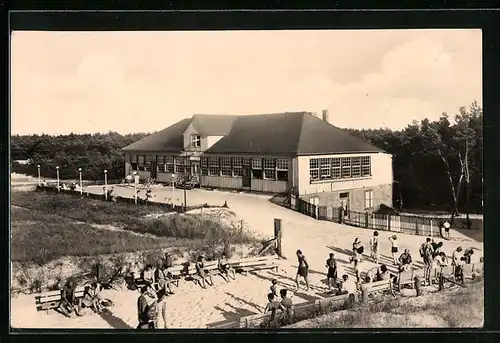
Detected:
left=191, top=114, right=238, bottom=136
left=121, top=112, right=381, bottom=156
left=122, top=118, right=191, bottom=152
left=204, top=112, right=381, bottom=156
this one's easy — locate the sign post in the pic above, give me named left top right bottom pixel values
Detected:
left=134, top=172, right=139, bottom=204
left=78, top=168, right=82, bottom=195
left=56, top=166, right=60, bottom=191
left=37, top=165, right=41, bottom=186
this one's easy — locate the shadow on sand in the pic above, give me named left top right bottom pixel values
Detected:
left=224, top=292, right=264, bottom=313
left=99, top=308, right=134, bottom=329
left=214, top=303, right=257, bottom=323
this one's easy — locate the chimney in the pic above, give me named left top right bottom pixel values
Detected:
left=322, top=109, right=329, bottom=122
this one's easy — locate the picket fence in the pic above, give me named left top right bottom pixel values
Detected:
left=296, top=197, right=442, bottom=237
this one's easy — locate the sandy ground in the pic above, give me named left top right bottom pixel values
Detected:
left=10, top=184, right=484, bottom=329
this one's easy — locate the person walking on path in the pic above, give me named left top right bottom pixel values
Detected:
left=295, top=250, right=310, bottom=292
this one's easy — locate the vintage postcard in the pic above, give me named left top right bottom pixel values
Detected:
left=10, top=28, right=483, bottom=330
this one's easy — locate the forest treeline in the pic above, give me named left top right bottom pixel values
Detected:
left=11, top=101, right=483, bottom=213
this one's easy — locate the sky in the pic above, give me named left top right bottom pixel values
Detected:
left=10, top=29, right=482, bottom=135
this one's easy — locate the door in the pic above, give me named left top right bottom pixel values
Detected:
left=191, top=161, right=200, bottom=184
left=340, top=192, right=350, bottom=213
left=242, top=158, right=251, bottom=188
left=151, top=161, right=157, bottom=179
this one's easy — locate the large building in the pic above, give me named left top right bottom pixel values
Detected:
left=122, top=111, right=393, bottom=212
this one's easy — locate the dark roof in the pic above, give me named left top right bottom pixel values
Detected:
left=204, top=112, right=381, bottom=155
left=122, top=112, right=381, bottom=155
left=191, top=114, right=238, bottom=136
left=122, top=118, right=191, bottom=152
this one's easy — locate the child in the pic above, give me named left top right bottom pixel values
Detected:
left=196, top=256, right=213, bottom=288
left=388, top=235, right=399, bottom=265
left=263, top=293, right=285, bottom=320
left=369, top=231, right=380, bottom=263
left=351, top=238, right=364, bottom=263
left=295, top=250, right=310, bottom=292
left=325, top=253, right=338, bottom=292
left=218, top=252, right=233, bottom=282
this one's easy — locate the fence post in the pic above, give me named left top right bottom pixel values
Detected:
left=415, top=217, right=419, bottom=235
left=430, top=219, right=433, bottom=237
left=274, top=218, right=283, bottom=257
left=315, top=205, right=318, bottom=219
left=365, top=212, right=369, bottom=228
left=338, top=207, right=343, bottom=224
left=387, top=215, right=391, bottom=231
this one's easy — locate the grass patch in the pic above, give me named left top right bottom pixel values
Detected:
left=11, top=206, right=193, bottom=265
left=11, top=192, right=260, bottom=265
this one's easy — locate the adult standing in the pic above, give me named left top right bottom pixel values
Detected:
left=137, top=285, right=158, bottom=329
left=419, top=238, right=435, bottom=286
left=295, top=250, right=310, bottom=292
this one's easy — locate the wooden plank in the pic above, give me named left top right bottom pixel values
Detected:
left=206, top=320, right=240, bottom=329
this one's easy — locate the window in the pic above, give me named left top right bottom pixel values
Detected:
left=252, top=158, right=263, bottom=179
left=156, top=156, right=165, bottom=171
left=263, top=158, right=275, bottom=180
left=319, top=158, right=331, bottom=179
left=364, top=190, right=374, bottom=209
left=174, top=157, right=184, bottom=173
left=332, top=158, right=341, bottom=179
left=130, top=154, right=137, bottom=163
left=138, top=155, right=145, bottom=168
left=221, top=157, right=232, bottom=176
left=361, top=156, right=371, bottom=176
left=201, top=157, right=208, bottom=175
left=165, top=156, right=174, bottom=173
left=351, top=157, right=361, bottom=177
left=233, top=157, right=243, bottom=177
left=310, top=159, right=319, bottom=181
left=191, top=134, right=201, bottom=148
left=125, top=154, right=131, bottom=163
left=144, top=155, right=152, bottom=171
left=276, top=158, right=288, bottom=170
left=209, top=157, right=220, bottom=176
left=276, top=158, right=288, bottom=181
left=341, top=157, right=351, bottom=178
left=130, top=163, right=138, bottom=171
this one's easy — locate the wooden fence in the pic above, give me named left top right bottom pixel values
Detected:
left=297, top=198, right=443, bottom=238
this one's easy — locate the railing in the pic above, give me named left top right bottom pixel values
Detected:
left=297, top=201, right=444, bottom=237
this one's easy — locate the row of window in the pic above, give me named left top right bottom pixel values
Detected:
left=200, top=157, right=289, bottom=181
left=309, top=190, right=374, bottom=210
left=309, top=156, right=371, bottom=182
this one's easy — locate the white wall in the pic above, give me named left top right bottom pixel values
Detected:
left=204, top=136, right=225, bottom=150
left=297, top=152, right=393, bottom=196
left=183, top=123, right=224, bottom=152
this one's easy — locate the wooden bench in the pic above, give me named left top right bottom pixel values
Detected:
left=206, top=319, right=240, bottom=329
left=34, top=287, right=85, bottom=313
left=396, top=268, right=414, bottom=291
left=439, top=265, right=465, bottom=288
left=314, top=293, right=352, bottom=311
left=204, top=262, right=236, bottom=281
left=231, top=256, right=280, bottom=275
left=363, top=279, right=395, bottom=298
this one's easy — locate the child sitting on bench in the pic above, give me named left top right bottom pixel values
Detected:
left=196, top=256, right=213, bottom=288
left=218, top=252, right=233, bottom=282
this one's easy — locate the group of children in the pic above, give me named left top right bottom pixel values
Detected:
left=57, top=278, right=104, bottom=318
left=134, top=252, right=234, bottom=329
left=264, top=279, right=294, bottom=319
left=290, top=231, right=480, bottom=298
